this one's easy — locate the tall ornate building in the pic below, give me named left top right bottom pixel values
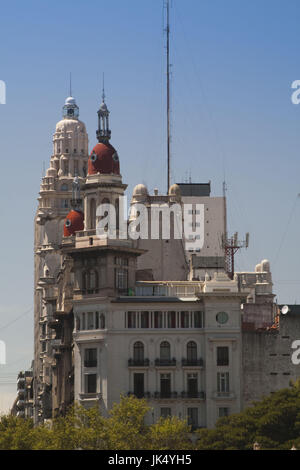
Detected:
left=29, top=88, right=300, bottom=429
left=33, top=95, right=88, bottom=422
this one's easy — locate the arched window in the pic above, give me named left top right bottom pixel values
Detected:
left=187, top=341, right=197, bottom=363
left=160, top=341, right=171, bottom=361
left=90, top=198, right=96, bottom=230
left=134, top=342, right=144, bottom=363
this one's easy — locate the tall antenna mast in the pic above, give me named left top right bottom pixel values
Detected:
left=70, top=72, right=72, bottom=97
left=166, top=0, right=171, bottom=193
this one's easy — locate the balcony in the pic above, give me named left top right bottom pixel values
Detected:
left=181, top=391, right=205, bottom=399
left=155, top=358, right=176, bottom=367
left=181, top=358, right=204, bottom=367
left=213, top=391, right=236, bottom=400
left=127, top=392, right=152, bottom=399
left=128, top=358, right=150, bottom=367
left=153, top=391, right=179, bottom=399
left=79, top=392, right=102, bottom=402
left=84, top=360, right=97, bottom=368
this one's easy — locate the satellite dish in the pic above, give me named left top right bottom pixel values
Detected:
left=281, top=305, right=289, bottom=315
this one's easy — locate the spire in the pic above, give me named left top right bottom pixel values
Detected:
left=70, top=72, right=72, bottom=97
left=96, top=74, right=111, bottom=142
left=102, top=72, right=105, bottom=103
left=70, top=176, right=82, bottom=209
left=62, top=74, right=79, bottom=119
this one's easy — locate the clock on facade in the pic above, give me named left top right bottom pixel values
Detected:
left=216, top=311, right=229, bottom=324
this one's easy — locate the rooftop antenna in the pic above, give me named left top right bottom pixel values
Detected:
left=69, top=72, right=72, bottom=97
left=102, top=72, right=105, bottom=102
left=165, top=0, right=171, bottom=193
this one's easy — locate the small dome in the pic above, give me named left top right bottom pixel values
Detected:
left=46, top=167, right=57, bottom=177
left=261, top=259, right=270, bottom=272
left=255, top=263, right=262, bottom=273
left=55, top=119, right=86, bottom=133
left=65, top=96, right=76, bottom=105
left=88, top=142, right=120, bottom=176
left=168, top=183, right=181, bottom=197
left=64, top=209, right=84, bottom=237
left=99, top=101, right=108, bottom=112
left=133, top=184, right=148, bottom=196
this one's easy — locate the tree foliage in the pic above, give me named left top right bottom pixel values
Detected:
left=2, top=383, right=300, bottom=450
left=196, top=380, right=300, bottom=450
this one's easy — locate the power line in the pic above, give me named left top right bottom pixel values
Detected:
left=0, top=306, right=33, bottom=332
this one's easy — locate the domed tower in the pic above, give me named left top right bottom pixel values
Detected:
left=84, top=88, right=127, bottom=231
left=63, top=177, right=84, bottom=237
left=33, top=94, right=89, bottom=424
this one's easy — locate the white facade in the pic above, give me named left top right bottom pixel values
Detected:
left=72, top=274, right=245, bottom=429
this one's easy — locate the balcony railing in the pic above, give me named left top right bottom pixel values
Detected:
left=181, top=358, right=204, bottom=367
left=128, top=358, right=150, bottom=367
left=127, top=391, right=151, bottom=399
left=84, top=360, right=97, bottom=368
left=155, top=358, right=176, bottom=367
left=181, top=391, right=205, bottom=399
left=154, top=391, right=178, bottom=399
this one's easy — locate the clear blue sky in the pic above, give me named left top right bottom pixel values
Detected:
left=1, top=0, right=300, bottom=411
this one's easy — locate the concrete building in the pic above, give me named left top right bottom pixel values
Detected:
left=29, top=88, right=300, bottom=429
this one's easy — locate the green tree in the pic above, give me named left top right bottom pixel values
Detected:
left=105, top=394, right=150, bottom=450
left=0, top=415, right=35, bottom=450
left=149, top=416, right=192, bottom=450
left=196, top=382, right=300, bottom=450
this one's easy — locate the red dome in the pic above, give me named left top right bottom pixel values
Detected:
left=64, top=210, right=84, bottom=237
left=88, top=142, right=120, bottom=176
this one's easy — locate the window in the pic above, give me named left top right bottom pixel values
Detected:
left=115, top=257, right=128, bottom=266
left=84, top=348, right=97, bottom=368
left=100, top=313, right=105, bottom=329
left=160, top=341, right=171, bottom=361
left=187, top=408, right=198, bottom=430
left=161, top=408, right=171, bottom=418
left=60, top=183, right=68, bottom=191
left=82, top=313, right=86, bottom=331
left=115, top=268, right=128, bottom=291
left=219, top=407, right=229, bottom=418
left=85, top=374, right=97, bottom=394
left=61, top=199, right=69, bottom=208
left=141, top=311, right=149, bottom=328
left=82, top=270, right=99, bottom=294
left=133, top=373, right=144, bottom=398
left=90, top=199, right=96, bottom=230
left=133, top=342, right=144, bottom=363
left=217, top=372, right=229, bottom=394
left=187, top=373, right=198, bottom=397
left=194, top=311, right=203, bottom=328
left=217, top=347, right=229, bottom=366
left=76, top=316, right=80, bottom=331
left=128, top=311, right=137, bottom=328
left=187, top=341, right=197, bottom=363
left=154, top=311, right=163, bottom=328
left=87, top=312, right=94, bottom=330
left=167, top=311, right=176, bottom=328
left=180, top=311, right=189, bottom=328
left=160, top=374, right=171, bottom=398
